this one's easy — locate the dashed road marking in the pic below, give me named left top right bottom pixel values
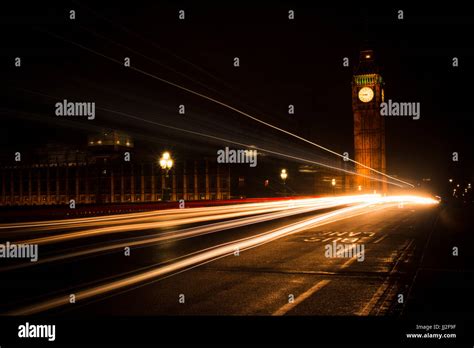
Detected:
left=373, top=235, right=387, bottom=244
left=272, top=279, right=331, bottom=316
left=340, top=257, right=356, bottom=269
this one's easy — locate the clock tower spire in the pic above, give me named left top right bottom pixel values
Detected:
left=352, top=49, right=387, bottom=193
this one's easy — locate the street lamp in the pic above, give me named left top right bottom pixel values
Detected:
left=449, top=178, right=453, bottom=183
left=280, top=169, right=288, bottom=196
left=331, top=178, right=336, bottom=195
left=358, top=185, right=362, bottom=192
left=159, top=151, right=174, bottom=201
left=159, top=152, right=173, bottom=172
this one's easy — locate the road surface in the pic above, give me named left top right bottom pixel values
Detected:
left=0, top=195, right=457, bottom=317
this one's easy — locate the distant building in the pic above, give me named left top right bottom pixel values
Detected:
left=0, top=131, right=230, bottom=206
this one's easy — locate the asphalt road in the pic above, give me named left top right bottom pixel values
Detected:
left=4, top=193, right=471, bottom=322
left=57, top=204, right=436, bottom=316
left=0, top=195, right=448, bottom=317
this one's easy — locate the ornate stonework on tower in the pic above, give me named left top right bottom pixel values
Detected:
left=352, top=49, right=387, bottom=193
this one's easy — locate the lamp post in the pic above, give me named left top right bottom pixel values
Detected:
left=331, top=178, right=336, bottom=195
left=159, top=152, right=174, bottom=201
left=280, top=169, right=288, bottom=197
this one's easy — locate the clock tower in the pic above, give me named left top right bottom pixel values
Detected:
left=352, top=49, right=387, bottom=193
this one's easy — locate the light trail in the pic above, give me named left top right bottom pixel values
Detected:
left=0, top=197, right=332, bottom=231
left=4, top=101, right=406, bottom=188
left=14, top=195, right=379, bottom=245
left=6, top=195, right=437, bottom=316
left=98, top=106, right=407, bottom=188
left=0, top=204, right=336, bottom=271
left=34, top=27, right=413, bottom=188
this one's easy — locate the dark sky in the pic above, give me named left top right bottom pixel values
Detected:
left=2, top=1, right=473, bottom=193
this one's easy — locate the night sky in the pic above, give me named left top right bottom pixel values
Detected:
left=2, top=2, right=473, bottom=194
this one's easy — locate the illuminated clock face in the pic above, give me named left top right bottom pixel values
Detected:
left=358, top=87, right=374, bottom=103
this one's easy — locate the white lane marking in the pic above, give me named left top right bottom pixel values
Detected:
left=340, top=257, right=356, bottom=269
left=356, top=239, right=415, bottom=316
left=272, top=280, right=331, bottom=316
left=356, top=282, right=390, bottom=316
left=373, top=235, right=387, bottom=244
